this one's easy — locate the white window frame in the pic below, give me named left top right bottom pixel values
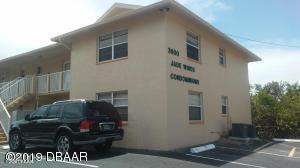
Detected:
left=98, top=94, right=112, bottom=104
left=221, top=96, right=229, bottom=114
left=63, top=61, right=71, bottom=71
left=98, top=29, right=128, bottom=61
left=186, top=31, right=201, bottom=62
left=97, top=91, right=128, bottom=121
left=219, top=48, right=226, bottom=66
left=188, top=92, right=203, bottom=121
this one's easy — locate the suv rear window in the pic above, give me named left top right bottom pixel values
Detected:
left=63, top=103, right=83, bottom=119
left=86, top=101, right=120, bottom=120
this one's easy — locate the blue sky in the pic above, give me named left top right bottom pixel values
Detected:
left=212, top=0, right=300, bottom=41
left=0, top=0, right=299, bottom=84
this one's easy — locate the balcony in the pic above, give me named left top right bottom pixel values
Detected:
left=37, top=70, right=70, bottom=94
left=0, top=82, right=8, bottom=89
left=0, top=70, right=70, bottom=107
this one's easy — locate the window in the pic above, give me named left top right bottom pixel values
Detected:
left=20, top=70, right=25, bottom=77
left=98, top=29, right=128, bottom=62
left=63, top=62, right=70, bottom=71
left=219, top=48, right=226, bottom=66
left=31, top=105, right=48, bottom=120
left=36, top=66, right=42, bottom=75
left=188, top=92, right=203, bottom=120
left=46, top=105, right=62, bottom=119
left=97, top=90, right=128, bottom=121
left=63, top=103, right=83, bottom=119
left=221, top=96, right=228, bottom=114
left=186, top=32, right=200, bottom=61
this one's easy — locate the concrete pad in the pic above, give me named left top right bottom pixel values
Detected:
left=190, top=144, right=215, bottom=153
left=1, top=145, right=9, bottom=150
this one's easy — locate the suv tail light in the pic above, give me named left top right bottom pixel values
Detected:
left=116, top=120, right=122, bottom=129
left=80, top=119, right=93, bottom=132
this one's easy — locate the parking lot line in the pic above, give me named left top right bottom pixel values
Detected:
left=254, top=142, right=274, bottom=152
left=288, top=147, right=296, bottom=157
left=56, top=160, right=100, bottom=168
left=186, top=153, right=266, bottom=168
left=216, top=146, right=293, bottom=158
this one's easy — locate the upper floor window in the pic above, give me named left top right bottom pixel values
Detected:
left=221, top=96, right=228, bottom=114
left=188, top=92, right=203, bottom=120
left=98, top=29, right=128, bottom=62
left=63, top=62, right=71, bottom=71
left=186, top=32, right=200, bottom=61
left=97, top=90, right=128, bottom=121
left=219, top=48, right=226, bottom=66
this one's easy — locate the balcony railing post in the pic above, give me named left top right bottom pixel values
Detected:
left=46, top=74, right=49, bottom=93
left=59, top=72, right=62, bottom=91
left=31, top=76, right=35, bottom=94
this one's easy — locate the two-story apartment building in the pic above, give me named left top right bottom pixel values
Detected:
left=0, top=0, right=261, bottom=150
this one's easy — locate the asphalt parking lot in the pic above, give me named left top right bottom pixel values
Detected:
left=0, top=140, right=299, bottom=168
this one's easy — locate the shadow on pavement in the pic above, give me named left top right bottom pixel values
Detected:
left=17, top=139, right=280, bottom=167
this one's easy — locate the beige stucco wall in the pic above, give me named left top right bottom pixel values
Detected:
left=165, top=12, right=251, bottom=149
left=69, top=10, right=251, bottom=150
left=70, top=12, right=169, bottom=150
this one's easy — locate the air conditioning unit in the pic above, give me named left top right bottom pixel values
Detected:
left=232, top=123, right=256, bottom=138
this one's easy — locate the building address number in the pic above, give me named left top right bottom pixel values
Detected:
left=168, top=47, right=179, bottom=56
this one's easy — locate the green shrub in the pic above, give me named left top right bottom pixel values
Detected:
left=251, top=82, right=300, bottom=139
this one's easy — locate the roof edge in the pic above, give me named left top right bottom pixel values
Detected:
left=51, top=0, right=170, bottom=42
left=0, top=43, right=63, bottom=64
left=51, top=0, right=261, bottom=62
left=170, top=0, right=261, bottom=62
left=96, top=3, right=142, bottom=23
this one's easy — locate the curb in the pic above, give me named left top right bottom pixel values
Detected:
left=273, top=138, right=300, bottom=142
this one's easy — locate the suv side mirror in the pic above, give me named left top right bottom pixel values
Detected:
left=25, top=114, right=31, bottom=121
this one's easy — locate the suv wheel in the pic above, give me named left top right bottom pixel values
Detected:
left=9, top=131, right=25, bottom=152
left=95, top=140, right=112, bottom=152
left=56, top=133, right=73, bottom=154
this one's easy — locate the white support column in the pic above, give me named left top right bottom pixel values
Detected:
left=59, top=72, right=62, bottom=91
left=46, top=75, right=50, bottom=93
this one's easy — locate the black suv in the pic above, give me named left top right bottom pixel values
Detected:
left=9, top=100, right=124, bottom=153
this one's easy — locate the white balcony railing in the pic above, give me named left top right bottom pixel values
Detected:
left=37, top=75, right=48, bottom=94
left=0, top=77, right=34, bottom=105
left=0, top=99, right=10, bottom=137
left=37, top=70, right=70, bottom=94
left=0, top=82, right=8, bottom=93
left=0, top=77, right=22, bottom=93
left=0, top=82, right=8, bottom=88
left=62, top=70, right=70, bottom=91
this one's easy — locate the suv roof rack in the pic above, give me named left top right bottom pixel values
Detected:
left=53, top=99, right=86, bottom=104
